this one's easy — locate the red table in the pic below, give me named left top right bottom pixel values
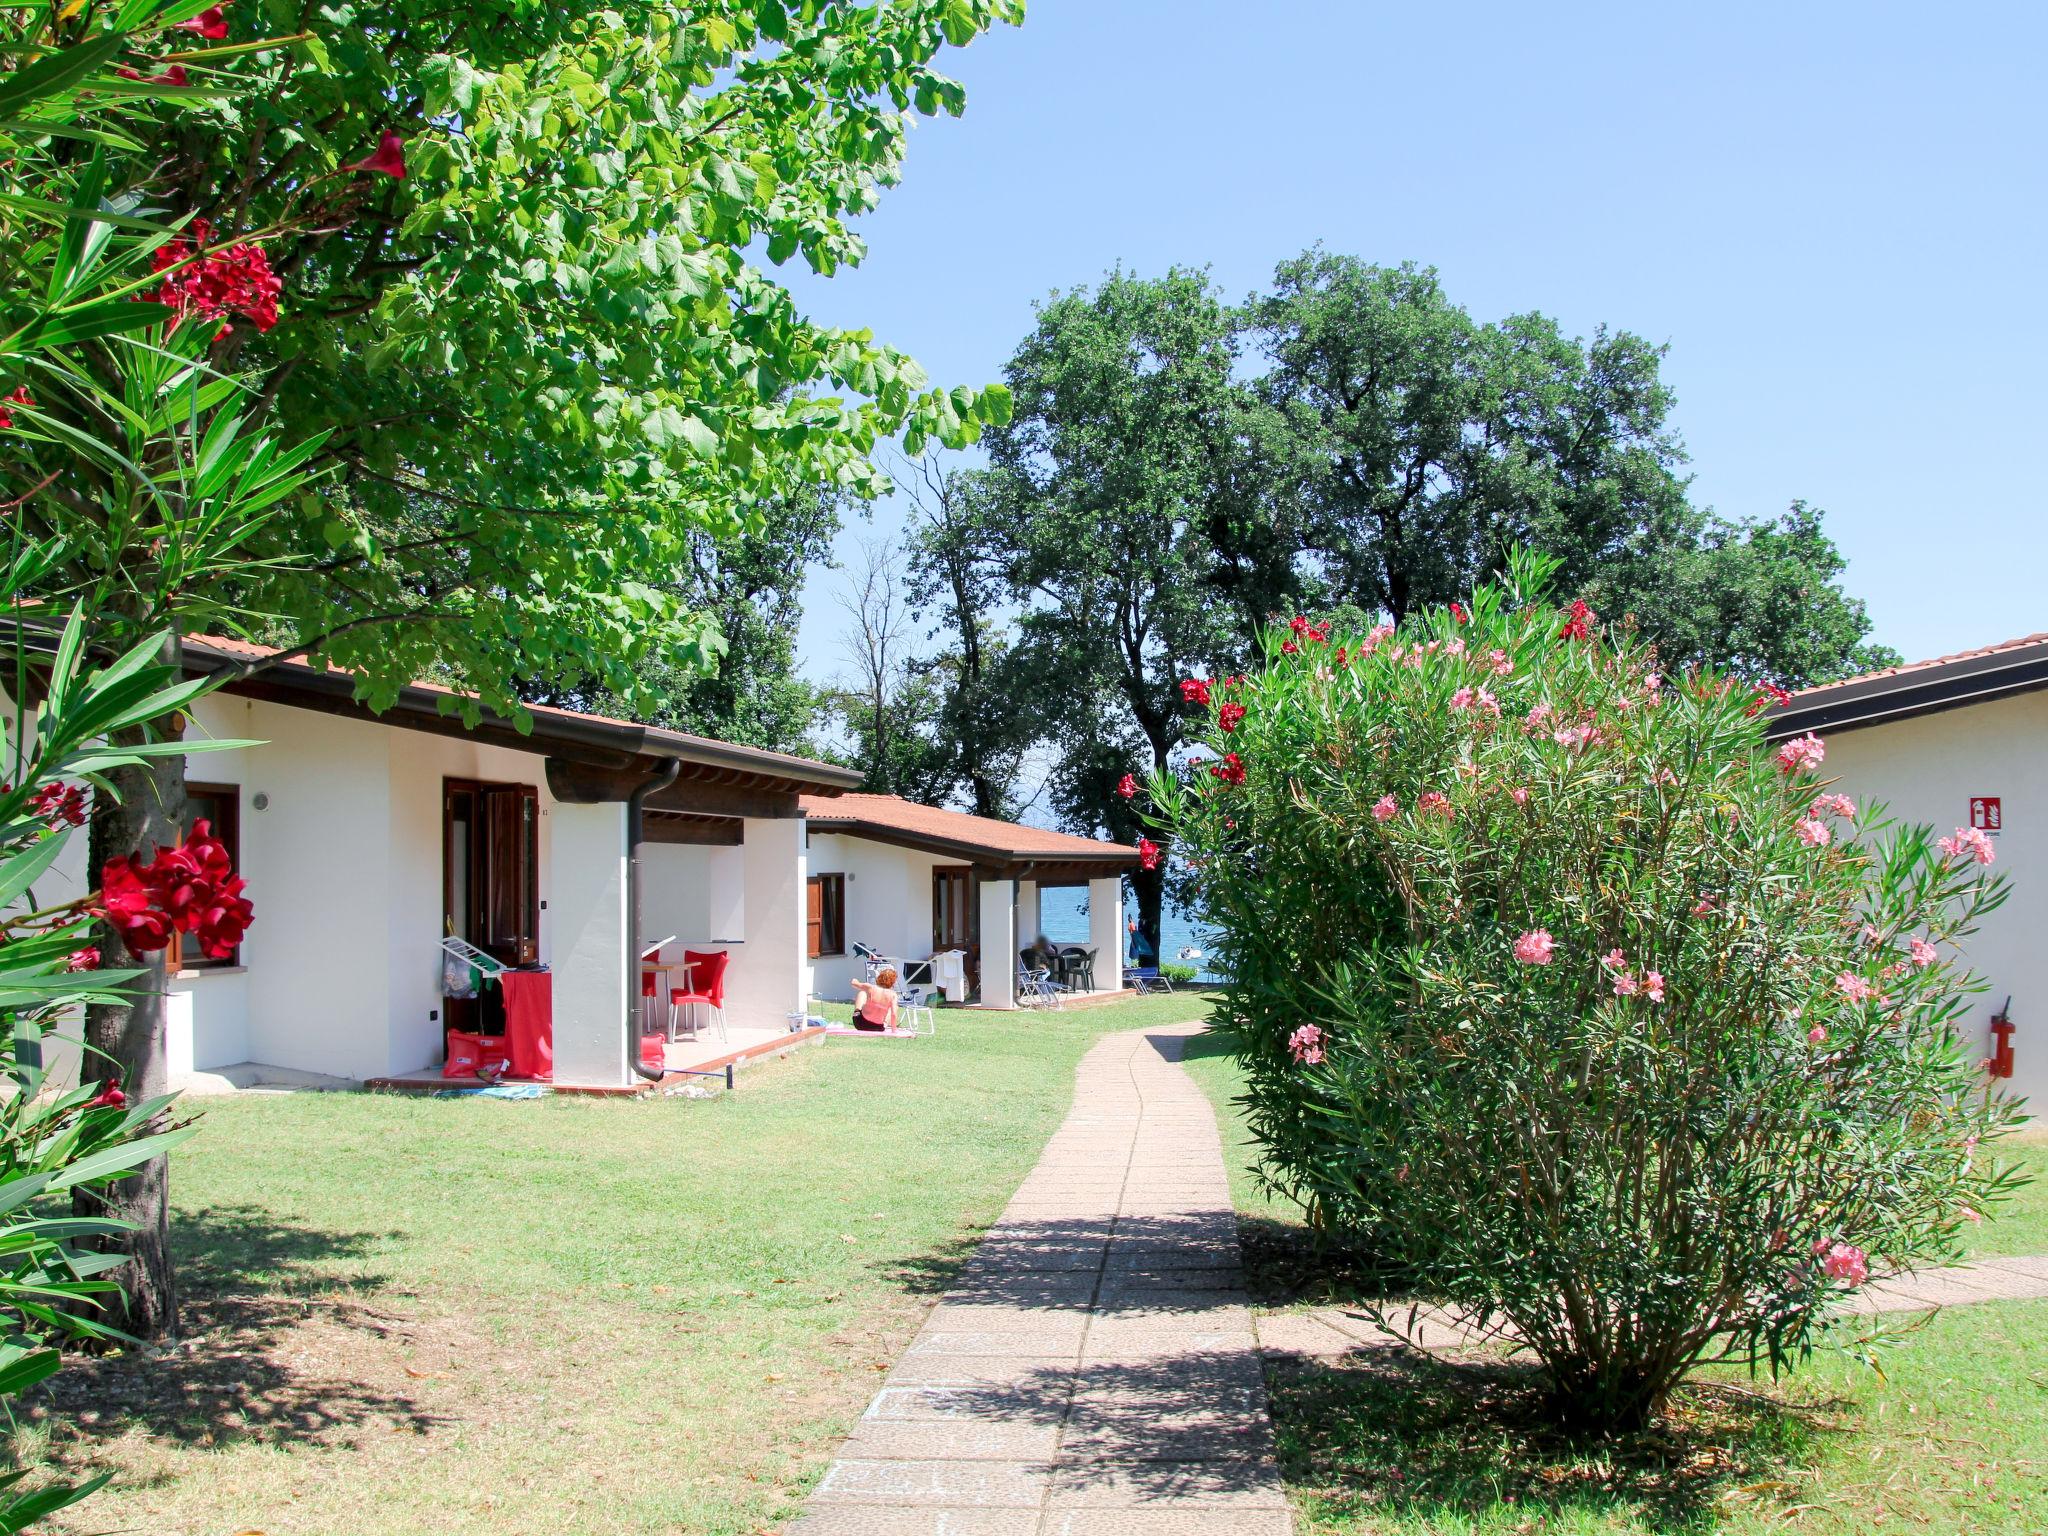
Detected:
left=500, top=970, right=554, bottom=1081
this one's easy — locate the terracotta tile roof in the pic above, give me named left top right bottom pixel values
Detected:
left=1789, top=632, right=2048, bottom=699
left=181, top=633, right=862, bottom=791
left=801, top=793, right=1138, bottom=866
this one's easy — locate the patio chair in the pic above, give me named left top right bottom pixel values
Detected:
left=899, top=983, right=938, bottom=1036
left=1124, top=965, right=1173, bottom=995
left=1064, top=947, right=1098, bottom=992
left=669, top=949, right=730, bottom=1043
left=1016, top=964, right=1063, bottom=1009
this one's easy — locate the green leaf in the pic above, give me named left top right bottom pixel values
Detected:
left=0, top=32, right=123, bottom=119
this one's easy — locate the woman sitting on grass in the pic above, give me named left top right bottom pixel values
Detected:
left=851, top=968, right=898, bottom=1033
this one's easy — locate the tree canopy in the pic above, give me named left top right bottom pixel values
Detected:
left=126, top=0, right=1021, bottom=712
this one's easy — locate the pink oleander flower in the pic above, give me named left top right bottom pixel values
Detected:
left=1513, top=929, right=1555, bottom=965
left=1450, top=686, right=1476, bottom=711
left=1908, top=936, right=1938, bottom=968
left=1371, top=793, right=1398, bottom=822
left=1815, top=793, right=1856, bottom=818
left=1691, top=893, right=1718, bottom=917
left=1808, top=1023, right=1827, bottom=1046
left=1836, top=972, right=1875, bottom=1004
left=1775, top=734, right=1826, bottom=774
left=1416, top=791, right=1452, bottom=819
left=1820, top=1241, right=1869, bottom=1287
left=1288, top=1022, right=1325, bottom=1065
left=1601, top=948, right=1628, bottom=973
left=1936, top=826, right=1996, bottom=866
left=1474, top=687, right=1500, bottom=716
left=1508, top=785, right=1530, bottom=806
left=1524, top=701, right=1554, bottom=731
left=1795, top=816, right=1832, bottom=848
left=1959, top=1205, right=1982, bottom=1224
left=1642, top=970, right=1665, bottom=1003
left=1443, top=638, right=1466, bottom=658
left=1486, top=648, right=1512, bottom=676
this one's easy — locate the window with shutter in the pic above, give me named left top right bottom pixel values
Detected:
left=807, top=872, right=844, bottom=958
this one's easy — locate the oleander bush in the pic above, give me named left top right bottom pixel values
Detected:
left=1152, top=550, right=2026, bottom=1431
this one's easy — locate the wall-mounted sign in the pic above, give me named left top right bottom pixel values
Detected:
left=1970, top=796, right=2002, bottom=833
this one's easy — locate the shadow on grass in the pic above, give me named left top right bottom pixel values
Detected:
left=1268, top=1345, right=1845, bottom=1534
left=37, top=1203, right=443, bottom=1452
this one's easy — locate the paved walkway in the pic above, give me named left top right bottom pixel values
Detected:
left=791, top=1022, right=1290, bottom=1536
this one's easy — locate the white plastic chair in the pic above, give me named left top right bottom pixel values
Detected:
left=899, top=983, right=938, bottom=1036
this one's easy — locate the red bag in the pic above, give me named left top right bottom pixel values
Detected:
left=442, top=1031, right=481, bottom=1079
left=475, top=1035, right=514, bottom=1077
left=638, top=1032, right=667, bottom=1073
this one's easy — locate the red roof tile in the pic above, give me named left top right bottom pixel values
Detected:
left=1790, top=632, right=2048, bottom=698
left=801, top=793, right=1138, bottom=865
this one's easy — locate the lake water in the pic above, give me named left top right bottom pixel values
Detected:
left=1034, top=886, right=1223, bottom=982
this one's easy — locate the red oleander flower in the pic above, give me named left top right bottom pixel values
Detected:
left=66, top=947, right=101, bottom=972
left=1450, top=601, right=1469, bottom=625
left=87, top=1082, right=127, bottom=1110
left=30, top=782, right=86, bottom=827
left=1209, top=752, right=1246, bottom=787
left=1280, top=640, right=1299, bottom=655
left=1137, top=837, right=1161, bottom=871
left=1179, top=677, right=1211, bottom=707
left=0, top=385, right=30, bottom=430
left=349, top=129, right=408, bottom=179
left=176, top=5, right=228, bottom=37
left=1558, top=599, right=1596, bottom=641
left=118, top=63, right=189, bottom=84
left=1746, top=681, right=1793, bottom=717
left=95, top=819, right=251, bottom=957
left=1115, top=772, right=1138, bottom=800
left=1218, top=702, right=1246, bottom=732
left=150, top=224, right=282, bottom=335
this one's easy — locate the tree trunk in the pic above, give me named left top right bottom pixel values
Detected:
left=1132, top=861, right=1165, bottom=964
left=73, top=643, right=186, bottom=1342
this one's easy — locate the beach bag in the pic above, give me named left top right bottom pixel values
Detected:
left=442, top=1031, right=481, bottom=1079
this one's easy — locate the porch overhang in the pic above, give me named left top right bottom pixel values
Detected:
left=181, top=634, right=863, bottom=818
left=802, top=816, right=1139, bottom=883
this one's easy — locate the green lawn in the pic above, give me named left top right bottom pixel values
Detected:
left=1180, top=1027, right=2048, bottom=1536
left=25, top=992, right=1214, bottom=1536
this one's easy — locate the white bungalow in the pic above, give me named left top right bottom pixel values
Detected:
left=799, top=793, right=1139, bottom=1009
left=51, top=636, right=865, bottom=1093
left=1768, top=633, right=2048, bottom=1113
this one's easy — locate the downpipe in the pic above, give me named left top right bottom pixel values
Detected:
left=626, top=756, right=682, bottom=1083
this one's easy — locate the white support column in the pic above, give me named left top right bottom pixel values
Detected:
left=1018, top=880, right=1041, bottom=946
left=979, top=877, right=1018, bottom=1009
left=725, top=816, right=804, bottom=1028
left=1088, top=875, right=1126, bottom=994
left=550, top=801, right=630, bottom=1087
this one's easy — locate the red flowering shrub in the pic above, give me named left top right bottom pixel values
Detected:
left=1153, top=550, right=2025, bottom=1431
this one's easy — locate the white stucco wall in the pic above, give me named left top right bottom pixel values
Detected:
left=979, top=878, right=1018, bottom=1009
left=548, top=800, right=629, bottom=1085
left=1088, top=875, right=1126, bottom=990
left=1817, top=691, right=2045, bottom=1113
left=802, top=830, right=961, bottom=1001
left=727, top=816, right=804, bottom=1027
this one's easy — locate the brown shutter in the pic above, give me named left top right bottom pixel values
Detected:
left=806, top=875, right=824, bottom=959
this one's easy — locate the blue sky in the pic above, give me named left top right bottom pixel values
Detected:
left=783, top=1, right=2046, bottom=685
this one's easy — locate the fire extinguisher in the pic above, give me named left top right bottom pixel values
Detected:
left=1988, top=998, right=2016, bottom=1079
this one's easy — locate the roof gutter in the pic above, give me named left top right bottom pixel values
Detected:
left=1767, top=647, right=2048, bottom=742
left=627, top=757, right=682, bottom=1084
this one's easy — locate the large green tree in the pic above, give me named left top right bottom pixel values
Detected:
left=147, top=0, right=1022, bottom=712
left=1252, top=251, right=1888, bottom=685
left=971, top=268, right=1304, bottom=950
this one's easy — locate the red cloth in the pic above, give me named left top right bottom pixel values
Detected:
left=500, top=970, right=554, bottom=1081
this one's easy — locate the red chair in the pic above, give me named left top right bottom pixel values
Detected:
left=640, top=964, right=661, bottom=1029
left=669, top=949, right=730, bottom=1043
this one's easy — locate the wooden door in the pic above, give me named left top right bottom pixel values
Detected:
left=932, top=866, right=978, bottom=990
left=443, top=779, right=540, bottom=1038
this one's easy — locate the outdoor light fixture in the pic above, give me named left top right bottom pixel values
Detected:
left=252, top=792, right=270, bottom=811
